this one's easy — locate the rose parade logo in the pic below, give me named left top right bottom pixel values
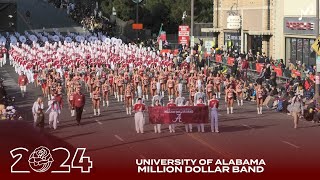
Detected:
left=10, top=146, right=93, bottom=173
left=28, top=146, right=54, bottom=173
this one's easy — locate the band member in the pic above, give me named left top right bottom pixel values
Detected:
left=184, top=100, right=193, bottom=133
left=256, top=84, right=264, bottom=114
left=196, top=75, right=203, bottom=92
left=209, top=93, right=219, bottom=133
left=225, top=85, right=236, bottom=114
left=206, top=81, right=214, bottom=100
left=102, top=80, right=110, bottom=107
left=89, top=75, right=95, bottom=98
left=40, top=74, right=48, bottom=98
left=125, top=85, right=133, bottom=115
left=167, top=76, right=175, bottom=100
left=92, top=86, right=101, bottom=116
left=18, top=72, right=28, bottom=97
left=196, top=98, right=206, bottom=133
left=175, top=91, right=185, bottom=106
left=159, top=72, right=166, bottom=97
left=214, top=74, right=222, bottom=99
left=194, top=88, right=206, bottom=106
left=68, top=88, right=75, bottom=116
left=133, top=72, right=140, bottom=95
left=189, top=84, right=196, bottom=105
left=117, top=75, right=124, bottom=102
left=45, top=98, right=61, bottom=130
left=167, top=98, right=176, bottom=133
left=236, top=81, right=244, bottom=106
left=175, top=80, right=183, bottom=98
left=150, top=78, right=157, bottom=97
left=133, top=98, right=146, bottom=133
left=72, top=87, right=86, bottom=125
left=153, top=99, right=162, bottom=133
left=108, top=72, right=114, bottom=96
left=142, top=74, right=149, bottom=100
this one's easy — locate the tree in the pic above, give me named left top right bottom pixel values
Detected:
left=99, top=0, right=213, bottom=34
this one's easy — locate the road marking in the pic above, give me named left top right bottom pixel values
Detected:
left=95, top=120, right=103, bottom=125
left=282, top=141, right=300, bottom=149
left=114, top=135, right=124, bottom=142
left=187, top=133, right=232, bottom=159
left=242, top=124, right=254, bottom=129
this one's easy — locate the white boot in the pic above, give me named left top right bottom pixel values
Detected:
left=146, top=95, right=149, bottom=100
left=93, top=109, right=97, bottom=116
left=169, top=125, right=172, bottom=133
left=227, top=108, right=230, bottom=114
left=120, top=95, right=123, bottom=102
left=241, top=100, right=243, bottom=106
left=218, top=92, right=221, bottom=99
left=117, top=95, right=120, bottom=102
left=103, top=101, right=106, bottom=107
left=260, top=107, right=263, bottom=114
left=129, top=107, right=132, bottom=115
left=132, top=99, right=134, bottom=106
left=154, top=126, right=157, bottom=133
left=107, top=101, right=109, bottom=107
left=237, top=100, right=240, bottom=106
left=143, top=95, right=145, bottom=100
left=230, top=107, right=234, bottom=114
left=71, top=110, right=73, bottom=117
left=97, top=109, right=101, bottom=116
left=126, top=107, right=129, bottom=115
left=185, top=125, right=189, bottom=132
left=257, top=107, right=260, bottom=114
left=90, top=93, right=92, bottom=98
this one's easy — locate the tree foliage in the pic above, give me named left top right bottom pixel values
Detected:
left=99, top=0, right=213, bottom=34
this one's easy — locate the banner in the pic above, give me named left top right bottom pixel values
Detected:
left=227, top=57, right=235, bottom=66
left=273, top=67, right=283, bottom=77
left=148, top=106, right=209, bottom=124
left=291, top=69, right=301, bottom=77
left=215, top=54, right=222, bottom=63
left=178, top=25, right=190, bottom=45
left=256, top=63, right=264, bottom=73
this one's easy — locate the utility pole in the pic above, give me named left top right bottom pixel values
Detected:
left=316, top=0, right=319, bottom=99
left=191, top=0, right=194, bottom=36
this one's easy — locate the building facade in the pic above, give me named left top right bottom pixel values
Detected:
left=211, top=0, right=274, bottom=56
left=274, top=0, right=317, bottom=66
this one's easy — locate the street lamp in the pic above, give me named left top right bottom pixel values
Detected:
left=132, top=0, right=142, bottom=40
left=182, top=11, right=187, bottom=25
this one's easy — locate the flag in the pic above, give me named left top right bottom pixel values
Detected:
left=157, top=24, right=166, bottom=42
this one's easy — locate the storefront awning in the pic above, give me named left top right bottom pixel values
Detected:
left=201, top=28, right=222, bottom=33
left=247, top=30, right=273, bottom=36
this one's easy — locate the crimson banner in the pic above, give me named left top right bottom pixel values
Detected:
left=227, top=57, right=235, bottom=66
left=148, top=106, right=209, bottom=124
left=215, top=54, right=222, bottom=63
left=256, top=63, right=264, bottom=73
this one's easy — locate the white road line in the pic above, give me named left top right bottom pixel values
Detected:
left=242, top=124, right=254, bottom=129
left=282, top=141, right=300, bottom=149
left=114, top=135, right=124, bottom=142
left=95, top=120, right=103, bottom=125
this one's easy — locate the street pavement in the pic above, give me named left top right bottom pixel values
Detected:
left=2, top=0, right=320, bottom=174
left=16, top=0, right=85, bottom=33
left=1, top=63, right=320, bottom=170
